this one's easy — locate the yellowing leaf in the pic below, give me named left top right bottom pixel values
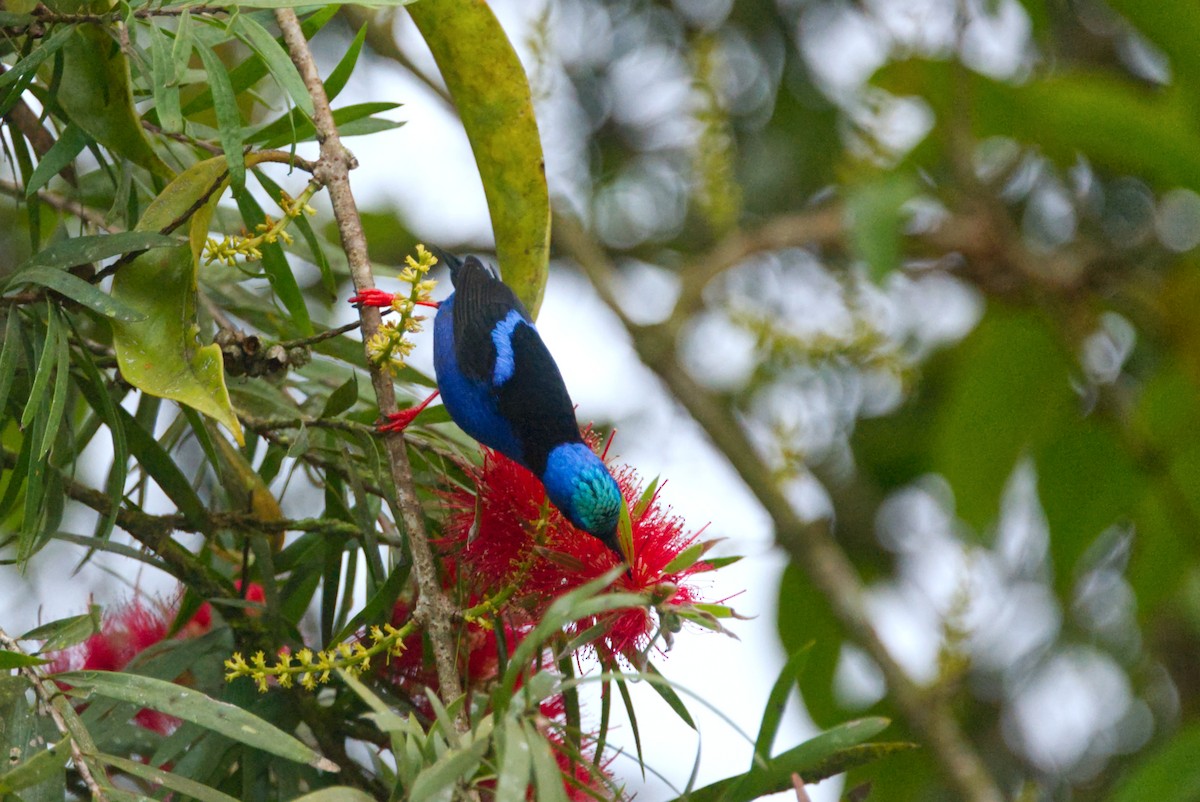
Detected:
left=408, top=0, right=550, bottom=318
left=112, top=157, right=243, bottom=443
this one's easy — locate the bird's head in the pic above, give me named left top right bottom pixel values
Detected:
left=542, top=442, right=624, bottom=557
left=428, top=247, right=498, bottom=288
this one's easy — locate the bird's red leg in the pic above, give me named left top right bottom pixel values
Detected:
left=379, top=390, right=441, bottom=433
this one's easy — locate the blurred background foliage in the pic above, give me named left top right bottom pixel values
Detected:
left=2, top=0, right=1200, bottom=799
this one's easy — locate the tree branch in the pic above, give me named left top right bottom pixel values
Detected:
left=273, top=7, right=465, bottom=711
left=556, top=213, right=1006, bottom=802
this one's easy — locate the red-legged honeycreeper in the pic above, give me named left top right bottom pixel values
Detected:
left=373, top=252, right=624, bottom=558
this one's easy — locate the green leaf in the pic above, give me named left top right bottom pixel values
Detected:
left=322, top=373, right=359, bottom=417
left=679, top=718, right=893, bottom=802
left=231, top=14, right=315, bottom=116
left=36, top=320, right=69, bottom=458
left=59, top=671, right=339, bottom=771
left=287, top=789, right=380, bottom=802
left=325, top=22, right=368, bottom=101
left=0, top=25, right=74, bottom=93
left=408, top=732, right=491, bottom=800
left=24, top=123, right=88, bottom=197
left=20, top=305, right=61, bottom=430
left=115, top=395, right=209, bottom=529
left=14, top=231, right=181, bottom=274
left=7, top=266, right=146, bottom=322
left=174, top=0, right=414, bottom=6
left=643, top=661, right=696, bottom=730
left=409, top=0, right=550, bottom=317
left=149, top=24, right=183, bottom=134
left=0, top=650, right=48, bottom=669
left=196, top=44, right=245, bottom=190
left=525, top=720, right=571, bottom=802
left=57, top=26, right=174, bottom=179
left=251, top=101, right=401, bottom=149
left=845, top=173, right=918, bottom=282
left=22, top=609, right=100, bottom=653
left=0, top=737, right=71, bottom=794
left=1109, top=723, right=1200, bottom=802
left=111, top=156, right=244, bottom=443
left=496, top=717, right=533, bottom=802
left=97, top=753, right=240, bottom=802
left=933, top=307, right=1075, bottom=531
left=753, top=644, right=811, bottom=767
left=0, top=312, right=23, bottom=416
left=617, top=497, right=634, bottom=561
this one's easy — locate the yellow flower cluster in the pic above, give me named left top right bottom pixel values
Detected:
left=365, top=245, right=439, bottom=375
left=204, top=183, right=319, bottom=268
left=224, top=621, right=411, bottom=693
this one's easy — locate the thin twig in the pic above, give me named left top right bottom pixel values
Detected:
left=0, top=179, right=115, bottom=231
left=558, top=214, right=1006, bottom=802
left=0, top=627, right=109, bottom=800
left=273, top=7, right=466, bottom=711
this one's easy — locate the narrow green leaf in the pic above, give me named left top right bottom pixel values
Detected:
left=35, top=325, right=69, bottom=458
left=172, top=10, right=194, bottom=84
left=408, top=734, right=490, bottom=800
left=617, top=498, right=634, bottom=561
left=409, top=0, right=550, bottom=316
left=643, top=661, right=696, bottom=730
left=196, top=44, right=245, bottom=190
left=15, top=232, right=182, bottom=275
left=20, top=305, right=60, bottom=430
left=322, top=374, right=359, bottom=417
left=496, top=717, right=533, bottom=802
left=9, top=267, right=141, bottom=323
left=60, top=671, right=340, bottom=771
left=231, top=15, right=315, bottom=116
left=662, top=541, right=706, bottom=575
left=0, top=737, right=71, bottom=794
left=97, top=753, right=240, bottom=802
left=325, top=23, right=368, bottom=101
left=0, top=25, right=74, bottom=92
left=0, top=650, right=48, bottom=669
left=24, top=123, right=88, bottom=198
left=680, top=718, right=894, bottom=802
left=175, top=0, right=414, bottom=7
left=753, top=644, right=812, bottom=767
left=632, top=475, right=660, bottom=519
left=287, top=789, right=379, bottom=802
left=525, top=721, right=571, bottom=802
left=614, top=675, right=644, bottom=776
left=250, top=101, right=400, bottom=149
left=22, top=609, right=100, bottom=653
left=150, top=25, right=183, bottom=133
left=118, top=404, right=208, bottom=528
left=0, top=312, right=22, bottom=417
left=69, top=358, right=125, bottom=544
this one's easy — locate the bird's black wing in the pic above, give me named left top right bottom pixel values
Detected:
left=450, top=257, right=530, bottom=382
left=495, top=324, right=583, bottom=476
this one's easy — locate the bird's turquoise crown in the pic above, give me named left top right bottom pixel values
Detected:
left=541, top=442, right=622, bottom=539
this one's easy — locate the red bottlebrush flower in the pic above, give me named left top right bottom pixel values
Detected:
left=348, top=288, right=397, bottom=307
left=48, top=583, right=263, bottom=735
left=441, top=431, right=714, bottom=663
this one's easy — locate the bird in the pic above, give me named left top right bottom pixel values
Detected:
left=355, top=251, right=625, bottom=558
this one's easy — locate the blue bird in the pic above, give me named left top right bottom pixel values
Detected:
left=369, top=252, right=625, bottom=558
